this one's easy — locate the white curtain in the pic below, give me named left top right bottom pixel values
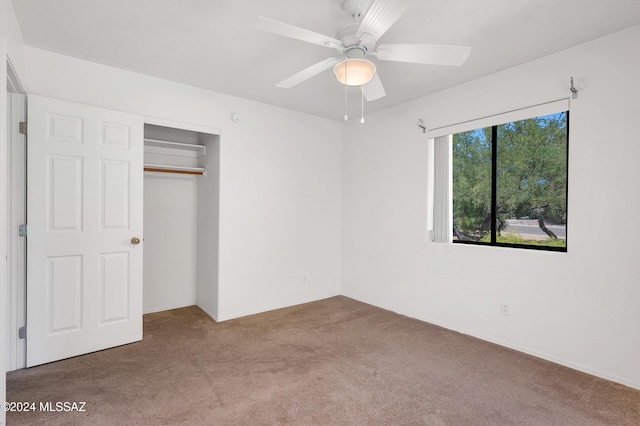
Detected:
left=428, top=98, right=570, bottom=139
left=432, top=135, right=452, bottom=243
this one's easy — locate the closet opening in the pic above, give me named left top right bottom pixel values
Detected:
left=143, top=121, right=220, bottom=320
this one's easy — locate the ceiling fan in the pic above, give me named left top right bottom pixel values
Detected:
left=249, top=0, right=471, bottom=103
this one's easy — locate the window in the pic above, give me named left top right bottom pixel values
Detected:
left=429, top=101, right=569, bottom=252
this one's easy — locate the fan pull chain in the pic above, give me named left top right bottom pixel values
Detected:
left=344, top=83, right=348, bottom=122
left=360, top=88, right=365, bottom=124
left=343, top=60, right=349, bottom=121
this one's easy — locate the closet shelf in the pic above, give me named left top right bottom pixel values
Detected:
left=144, top=163, right=206, bottom=176
left=144, top=138, right=206, bottom=158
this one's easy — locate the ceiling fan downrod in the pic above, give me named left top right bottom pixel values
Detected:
left=341, top=0, right=372, bottom=21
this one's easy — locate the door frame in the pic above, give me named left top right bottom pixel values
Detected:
left=2, top=55, right=27, bottom=426
left=5, top=59, right=27, bottom=371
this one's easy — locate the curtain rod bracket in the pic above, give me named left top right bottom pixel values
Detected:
left=570, top=77, right=578, bottom=99
left=418, top=118, right=426, bottom=133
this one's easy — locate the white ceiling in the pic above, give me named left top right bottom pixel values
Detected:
left=11, top=0, right=640, bottom=121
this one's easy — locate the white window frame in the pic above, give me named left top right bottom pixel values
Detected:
left=426, top=98, right=570, bottom=244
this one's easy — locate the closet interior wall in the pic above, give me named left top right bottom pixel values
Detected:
left=143, top=123, right=219, bottom=317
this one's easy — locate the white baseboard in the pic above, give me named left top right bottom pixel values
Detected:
left=143, top=301, right=197, bottom=315
left=343, top=293, right=640, bottom=391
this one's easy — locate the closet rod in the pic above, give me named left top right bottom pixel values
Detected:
left=144, top=167, right=206, bottom=176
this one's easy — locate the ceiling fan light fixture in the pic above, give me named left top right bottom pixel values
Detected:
left=333, top=58, right=376, bottom=86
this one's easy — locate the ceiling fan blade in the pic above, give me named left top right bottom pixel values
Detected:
left=356, top=0, right=415, bottom=44
left=276, top=57, right=341, bottom=88
left=249, top=17, right=343, bottom=49
left=362, top=73, right=386, bottom=101
left=374, top=44, right=471, bottom=66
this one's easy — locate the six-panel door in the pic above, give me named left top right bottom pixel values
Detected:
left=26, top=95, right=143, bottom=367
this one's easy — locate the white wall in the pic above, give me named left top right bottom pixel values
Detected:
left=197, top=134, right=220, bottom=318
left=143, top=173, right=198, bottom=313
left=24, top=47, right=344, bottom=321
left=1, top=0, right=25, bottom=81
left=0, top=38, right=7, bottom=424
left=342, top=25, right=640, bottom=389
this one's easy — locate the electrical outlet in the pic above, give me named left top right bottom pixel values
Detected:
left=501, top=301, right=511, bottom=316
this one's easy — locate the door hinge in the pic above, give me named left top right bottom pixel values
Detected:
left=19, top=121, right=27, bottom=135
left=19, top=326, right=26, bottom=339
left=18, top=224, right=27, bottom=237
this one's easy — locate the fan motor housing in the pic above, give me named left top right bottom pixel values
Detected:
left=334, top=22, right=376, bottom=55
left=334, top=22, right=361, bottom=51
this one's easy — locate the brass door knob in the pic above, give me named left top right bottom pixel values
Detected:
left=131, top=237, right=141, bottom=245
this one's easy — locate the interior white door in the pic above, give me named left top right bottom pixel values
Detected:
left=26, top=95, right=143, bottom=367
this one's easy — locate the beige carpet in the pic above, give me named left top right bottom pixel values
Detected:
left=6, top=296, right=640, bottom=425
